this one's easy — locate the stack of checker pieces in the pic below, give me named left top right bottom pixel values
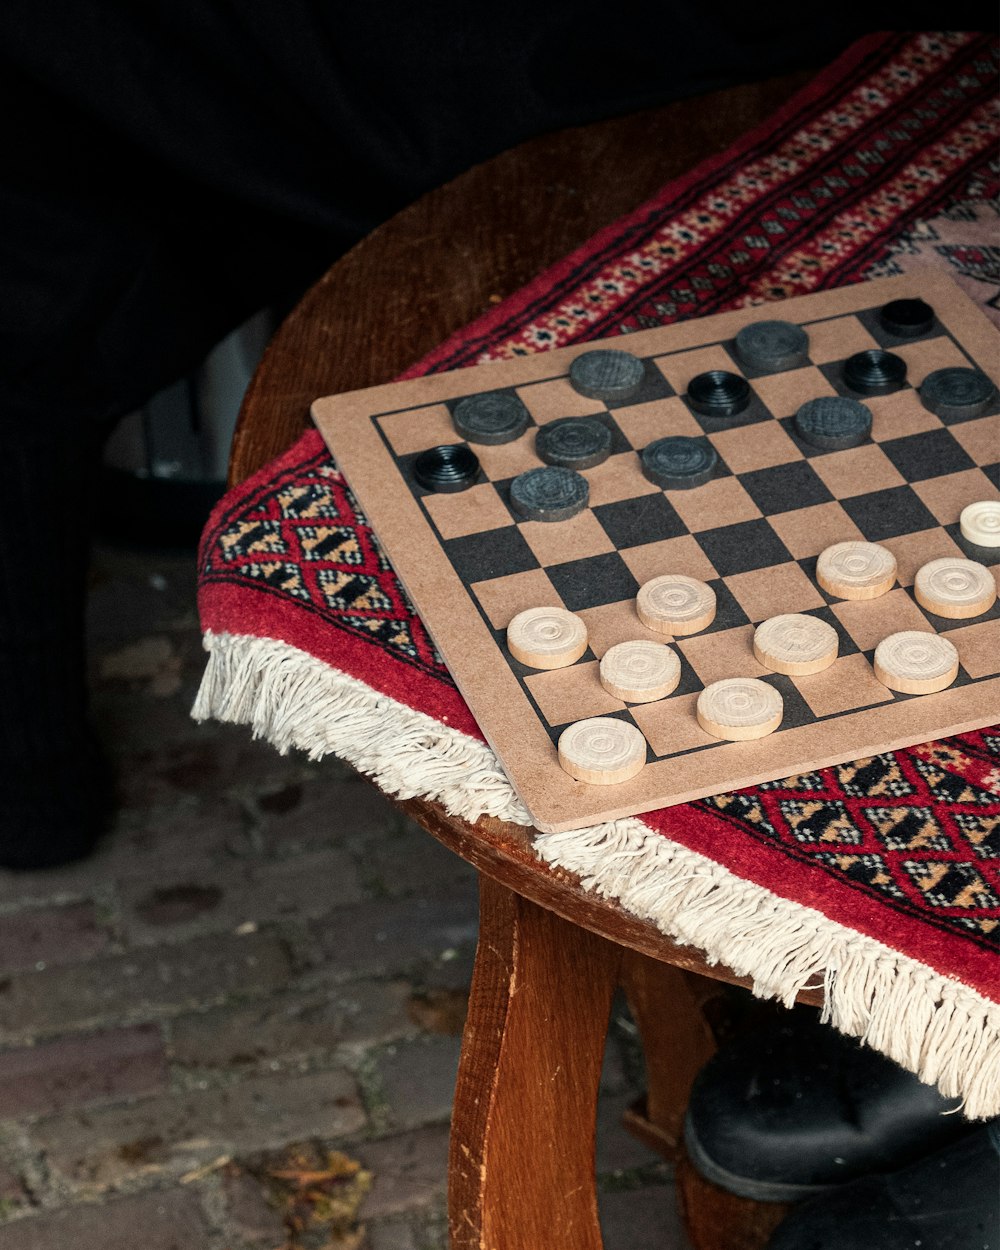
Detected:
left=312, top=273, right=1000, bottom=834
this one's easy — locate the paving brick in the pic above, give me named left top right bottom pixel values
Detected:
left=255, top=775, right=399, bottom=853
left=0, top=931, right=293, bottom=1041
left=372, top=1037, right=462, bottom=1131
left=120, top=849, right=363, bottom=944
left=0, top=1025, right=167, bottom=1119
left=356, top=820, right=479, bottom=902
left=366, top=1216, right=420, bottom=1250
left=309, top=897, right=478, bottom=982
left=169, top=980, right=413, bottom=1068
left=0, top=905, right=111, bottom=975
left=0, top=1185, right=211, bottom=1249
left=599, top=1181, right=691, bottom=1250
left=220, top=1165, right=287, bottom=1244
left=595, top=1090, right=663, bottom=1177
left=357, top=1125, right=449, bottom=1220
left=33, top=1067, right=365, bottom=1188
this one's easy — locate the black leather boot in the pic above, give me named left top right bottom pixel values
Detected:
left=767, top=1121, right=1000, bottom=1250
left=684, top=1012, right=974, bottom=1202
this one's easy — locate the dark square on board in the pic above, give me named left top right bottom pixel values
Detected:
left=739, top=460, right=835, bottom=516
left=841, top=485, right=939, bottom=542
left=444, top=526, right=539, bottom=584
left=694, top=518, right=793, bottom=577
left=879, top=428, right=976, bottom=483
left=593, top=493, right=688, bottom=549
left=547, top=552, right=641, bottom=612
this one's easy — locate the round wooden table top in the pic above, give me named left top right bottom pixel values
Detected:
left=228, top=70, right=822, bottom=1003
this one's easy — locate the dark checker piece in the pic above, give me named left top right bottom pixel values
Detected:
left=414, top=444, right=481, bottom=493
left=510, top=465, right=589, bottom=522
left=687, top=370, right=751, bottom=418
left=879, top=297, right=934, bottom=338
left=535, top=417, right=612, bottom=469
left=568, top=349, right=645, bottom=403
left=734, top=320, right=809, bottom=372
left=794, top=396, right=872, bottom=450
left=641, top=436, right=718, bottom=489
left=920, top=367, right=997, bottom=421
left=843, top=349, right=907, bottom=396
left=452, top=391, right=530, bottom=444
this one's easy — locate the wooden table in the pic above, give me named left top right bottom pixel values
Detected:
left=228, top=71, right=823, bottom=1250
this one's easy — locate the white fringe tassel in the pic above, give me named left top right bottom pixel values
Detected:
left=194, top=630, right=1000, bottom=1119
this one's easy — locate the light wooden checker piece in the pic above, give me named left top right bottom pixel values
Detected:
left=313, top=271, right=1000, bottom=833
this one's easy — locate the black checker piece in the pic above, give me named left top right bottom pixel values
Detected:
left=569, top=349, right=645, bottom=404
left=414, top=444, right=480, bottom=493
left=687, top=370, right=751, bottom=419
left=740, top=461, right=834, bottom=516
left=841, top=486, right=938, bottom=542
left=535, top=417, right=611, bottom=469
left=452, top=391, right=530, bottom=444
left=641, top=436, right=717, bottom=489
left=879, top=298, right=934, bottom=338
left=880, top=428, right=975, bottom=483
left=734, top=320, right=809, bottom=372
left=445, top=527, right=538, bottom=583
left=510, top=466, right=588, bottom=522
left=695, top=518, right=792, bottom=577
left=843, top=349, right=907, bottom=396
left=547, top=553, right=640, bottom=612
left=920, top=368, right=997, bottom=422
left=794, top=396, right=872, bottom=450
left=593, top=493, right=686, bottom=549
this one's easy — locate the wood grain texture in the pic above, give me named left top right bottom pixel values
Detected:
left=449, top=876, right=621, bottom=1249
left=678, top=1152, right=791, bottom=1250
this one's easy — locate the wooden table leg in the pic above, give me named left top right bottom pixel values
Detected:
left=619, top=952, right=719, bottom=1156
left=449, top=874, right=623, bottom=1250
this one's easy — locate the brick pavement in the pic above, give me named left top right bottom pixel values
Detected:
left=0, top=540, right=691, bottom=1249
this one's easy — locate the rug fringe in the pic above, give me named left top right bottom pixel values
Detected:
left=193, top=630, right=1000, bottom=1119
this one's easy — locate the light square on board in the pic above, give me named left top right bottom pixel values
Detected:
left=945, top=619, right=1000, bottom=678
left=831, top=587, right=932, bottom=653
left=524, top=661, right=625, bottom=725
left=950, top=415, right=1000, bottom=466
left=767, top=501, right=865, bottom=559
left=575, top=600, right=671, bottom=657
left=475, top=434, right=545, bottom=480
left=867, top=391, right=944, bottom=442
left=630, top=692, right=717, bottom=757
left=811, top=444, right=907, bottom=499
left=805, top=315, right=881, bottom=365
left=471, top=568, right=561, bottom=630
left=423, top=483, right=516, bottom=540
left=619, top=533, right=718, bottom=584
left=666, top=476, right=762, bottom=533
left=727, top=561, right=826, bottom=622
left=892, top=336, right=971, bottom=386
left=709, top=420, right=803, bottom=473
left=378, top=404, right=457, bottom=456
left=678, top=624, right=768, bottom=686
left=879, top=528, right=966, bottom=587
left=516, top=377, right=608, bottom=423
left=654, top=344, right=742, bottom=393
left=912, top=468, right=1000, bottom=525
left=585, top=451, right=661, bottom=507
left=794, top=652, right=894, bottom=718
left=520, top=510, right=616, bottom=566
left=612, top=397, right=703, bottom=446
left=750, top=367, right=838, bottom=419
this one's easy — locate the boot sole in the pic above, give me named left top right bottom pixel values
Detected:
left=683, top=1113, right=836, bottom=1204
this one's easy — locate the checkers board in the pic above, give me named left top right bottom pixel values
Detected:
left=313, top=273, right=1000, bottom=833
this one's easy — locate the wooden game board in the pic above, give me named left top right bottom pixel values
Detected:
left=313, top=272, right=1000, bottom=833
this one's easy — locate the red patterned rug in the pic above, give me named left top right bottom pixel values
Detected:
left=197, top=31, right=1000, bottom=1116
